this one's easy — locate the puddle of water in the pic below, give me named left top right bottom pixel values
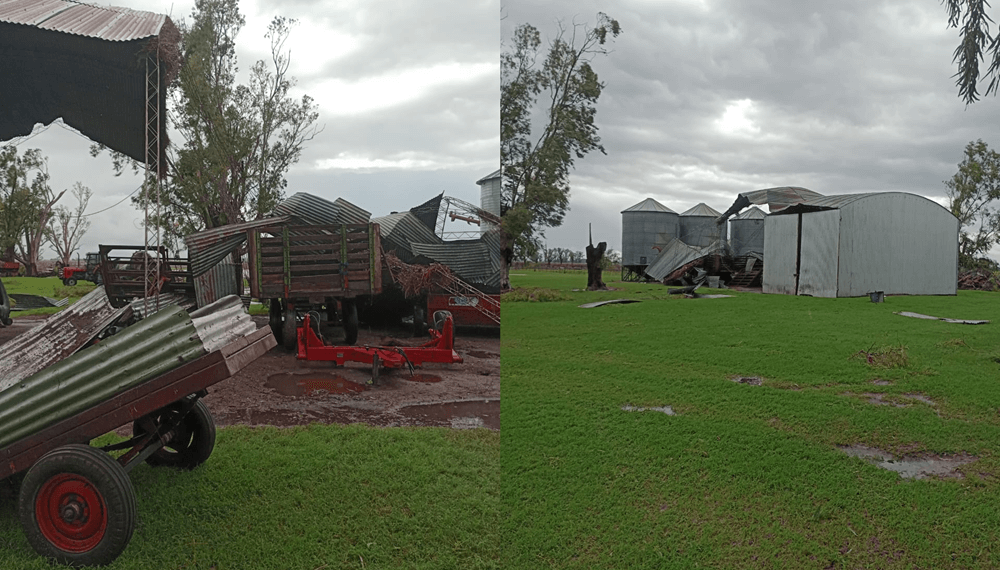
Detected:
left=856, top=393, right=908, bottom=408
left=621, top=405, right=676, bottom=415
left=398, top=400, right=500, bottom=430
left=265, top=373, right=366, bottom=396
left=903, top=393, right=936, bottom=405
left=730, top=376, right=763, bottom=386
left=405, top=373, right=443, bottom=383
left=872, top=379, right=892, bottom=386
left=465, top=350, right=499, bottom=359
left=839, top=445, right=976, bottom=479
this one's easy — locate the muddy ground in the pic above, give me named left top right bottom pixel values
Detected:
left=0, top=315, right=500, bottom=431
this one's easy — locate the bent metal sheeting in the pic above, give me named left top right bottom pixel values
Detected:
left=0, top=0, right=179, bottom=168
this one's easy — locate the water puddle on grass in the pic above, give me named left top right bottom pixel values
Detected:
left=839, top=445, right=976, bottom=479
left=405, top=373, right=443, bottom=383
left=265, top=373, right=366, bottom=397
left=621, top=405, right=676, bottom=415
left=398, top=399, right=500, bottom=430
left=730, top=376, right=763, bottom=386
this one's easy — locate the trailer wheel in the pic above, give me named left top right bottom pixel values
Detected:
left=19, top=444, right=136, bottom=567
left=134, top=400, right=216, bottom=470
left=433, top=310, right=453, bottom=332
left=282, top=303, right=297, bottom=351
left=342, top=300, right=358, bottom=345
left=268, top=299, right=283, bottom=346
left=413, top=306, right=427, bottom=337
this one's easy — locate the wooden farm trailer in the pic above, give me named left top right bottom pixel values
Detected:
left=248, top=222, right=382, bottom=349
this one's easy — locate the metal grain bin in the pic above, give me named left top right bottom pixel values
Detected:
left=678, top=203, right=724, bottom=248
left=621, top=198, right=678, bottom=267
left=729, top=206, right=766, bottom=256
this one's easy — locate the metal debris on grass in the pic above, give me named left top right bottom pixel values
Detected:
left=730, top=376, right=764, bottom=386
left=621, top=405, right=676, bottom=415
left=578, top=299, right=641, bottom=308
left=895, top=311, right=989, bottom=325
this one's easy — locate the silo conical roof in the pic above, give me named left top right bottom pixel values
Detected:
left=680, top=203, right=722, bottom=217
left=735, top=206, right=766, bottom=220
left=622, top=198, right=675, bottom=214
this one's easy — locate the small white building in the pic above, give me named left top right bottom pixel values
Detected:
left=762, top=192, right=958, bottom=297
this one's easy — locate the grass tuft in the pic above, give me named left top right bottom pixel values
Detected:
left=500, top=287, right=569, bottom=303
left=851, top=344, right=909, bottom=369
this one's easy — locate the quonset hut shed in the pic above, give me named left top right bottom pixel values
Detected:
left=621, top=198, right=678, bottom=281
left=762, top=192, right=959, bottom=297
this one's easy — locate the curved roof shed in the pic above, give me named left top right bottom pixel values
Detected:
left=762, top=192, right=958, bottom=297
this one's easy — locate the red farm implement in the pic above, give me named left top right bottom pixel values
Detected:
left=297, top=310, right=462, bottom=381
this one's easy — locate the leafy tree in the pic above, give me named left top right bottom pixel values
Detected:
left=944, top=0, right=1000, bottom=104
left=95, top=0, right=320, bottom=247
left=500, top=13, right=621, bottom=288
left=0, top=146, right=64, bottom=276
left=46, top=182, right=92, bottom=268
left=945, top=139, right=1000, bottom=268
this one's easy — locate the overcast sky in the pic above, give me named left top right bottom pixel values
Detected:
left=5, top=0, right=499, bottom=260
left=502, top=0, right=1000, bottom=258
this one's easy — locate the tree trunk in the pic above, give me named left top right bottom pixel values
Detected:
left=500, top=230, right=514, bottom=290
left=586, top=241, right=608, bottom=291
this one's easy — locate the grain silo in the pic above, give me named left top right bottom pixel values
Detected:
left=729, top=206, right=766, bottom=257
left=678, top=203, right=724, bottom=248
left=476, top=169, right=501, bottom=221
left=621, top=198, right=678, bottom=280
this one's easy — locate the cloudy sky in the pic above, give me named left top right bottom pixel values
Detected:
left=6, top=0, right=498, bottom=259
left=502, top=0, right=1000, bottom=257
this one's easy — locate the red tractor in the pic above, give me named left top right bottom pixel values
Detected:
left=61, top=252, right=102, bottom=286
left=0, top=261, right=19, bottom=278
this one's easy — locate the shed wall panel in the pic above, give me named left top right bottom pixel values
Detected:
left=763, top=214, right=799, bottom=294
left=837, top=194, right=958, bottom=296
left=797, top=210, right=840, bottom=298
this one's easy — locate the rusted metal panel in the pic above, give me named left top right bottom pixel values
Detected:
left=0, top=286, right=127, bottom=386
left=194, top=255, right=242, bottom=308
left=183, top=216, right=290, bottom=278
left=189, top=295, right=256, bottom=354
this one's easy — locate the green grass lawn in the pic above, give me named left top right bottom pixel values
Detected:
left=0, top=424, right=499, bottom=569
left=2, top=277, right=96, bottom=317
left=502, top=269, right=1000, bottom=569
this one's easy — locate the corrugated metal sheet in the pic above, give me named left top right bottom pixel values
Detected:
left=184, top=216, right=290, bottom=278
left=409, top=241, right=496, bottom=288
left=621, top=198, right=675, bottom=213
left=679, top=203, right=725, bottom=248
left=0, top=295, right=260, bottom=448
left=373, top=211, right=442, bottom=261
left=644, top=237, right=719, bottom=281
left=771, top=193, right=876, bottom=215
left=0, top=0, right=166, bottom=40
left=0, top=286, right=127, bottom=387
left=729, top=206, right=766, bottom=257
left=190, top=295, right=256, bottom=354
left=194, top=255, right=242, bottom=307
left=129, top=293, right=196, bottom=319
left=797, top=210, right=841, bottom=298
left=273, top=192, right=371, bottom=225
left=762, top=214, right=799, bottom=295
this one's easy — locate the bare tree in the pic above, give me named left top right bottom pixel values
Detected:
left=46, top=182, right=92, bottom=268
left=0, top=146, right=64, bottom=276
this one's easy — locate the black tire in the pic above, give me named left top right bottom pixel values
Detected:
left=19, top=444, right=136, bottom=567
left=65, top=278, right=78, bottom=287
left=133, top=399, right=216, bottom=470
left=268, top=299, right=283, bottom=346
left=433, top=310, right=453, bottom=332
left=342, top=300, right=359, bottom=345
left=282, top=303, right=297, bottom=351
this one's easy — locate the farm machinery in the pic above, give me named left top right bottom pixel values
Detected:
left=61, top=252, right=102, bottom=286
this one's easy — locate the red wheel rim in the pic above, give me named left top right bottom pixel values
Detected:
left=35, top=473, right=108, bottom=553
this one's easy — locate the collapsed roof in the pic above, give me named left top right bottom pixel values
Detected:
left=716, top=186, right=823, bottom=224
left=0, top=0, right=180, bottom=170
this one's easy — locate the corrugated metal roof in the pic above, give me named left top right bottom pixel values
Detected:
left=184, top=216, right=290, bottom=278
left=129, top=292, right=196, bottom=319
left=735, top=206, right=767, bottom=220
left=273, top=193, right=371, bottom=225
left=680, top=203, right=722, bottom=217
left=644, top=237, right=720, bottom=281
left=409, top=240, right=498, bottom=288
left=622, top=198, right=675, bottom=214
left=0, top=286, right=127, bottom=387
left=373, top=211, right=442, bottom=260
left=0, top=0, right=166, bottom=41
left=476, top=168, right=501, bottom=184
left=768, top=193, right=878, bottom=215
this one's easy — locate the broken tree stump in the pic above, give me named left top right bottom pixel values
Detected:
left=586, top=241, right=608, bottom=291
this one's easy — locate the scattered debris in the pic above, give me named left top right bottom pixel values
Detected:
left=730, top=376, right=764, bottom=386
left=578, top=299, right=641, bottom=308
left=896, top=312, right=989, bottom=325
left=839, top=445, right=976, bottom=479
left=851, top=344, right=908, bottom=369
left=7, top=293, right=68, bottom=311
left=621, top=405, right=676, bottom=415
left=958, top=269, right=1000, bottom=291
